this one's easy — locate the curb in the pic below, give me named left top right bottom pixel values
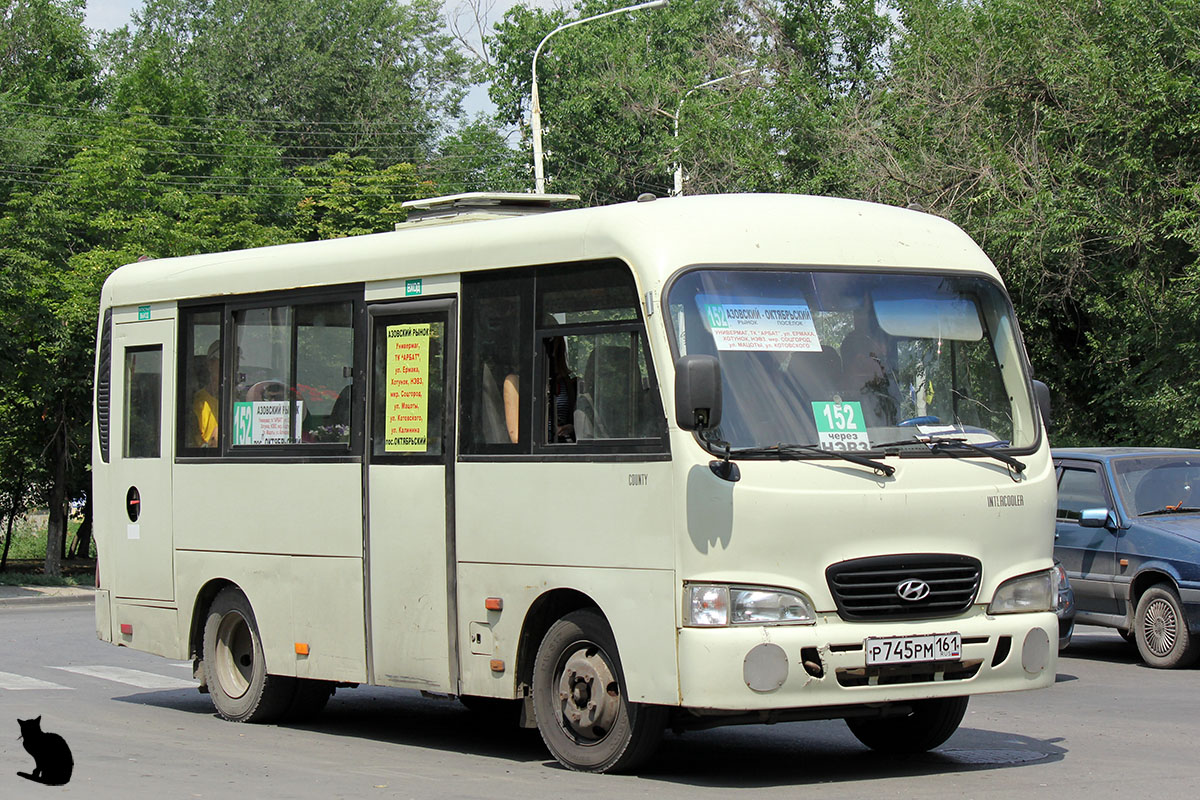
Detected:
left=0, top=588, right=95, bottom=608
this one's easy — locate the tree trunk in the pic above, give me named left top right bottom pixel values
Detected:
left=0, top=513, right=12, bottom=572
left=44, top=427, right=68, bottom=578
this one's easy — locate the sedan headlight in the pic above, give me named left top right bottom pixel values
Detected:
left=987, top=569, right=1057, bottom=614
left=686, top=584, right=817, bottom=626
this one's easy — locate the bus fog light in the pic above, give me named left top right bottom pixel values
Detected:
left=687, top=585, right=729, bottom=626
left=988, top=570, right=1055, bottom=614
left=743, top=643, right=788, bottom=692
left=1022, top=628, right=1050, bottom=674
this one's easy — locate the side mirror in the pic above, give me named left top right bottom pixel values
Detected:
left=1079, top=507, right=1114, bottom=529
left=1032, top=379, right=1052, bottom=433
left=674, top=355, right=722, bottom=431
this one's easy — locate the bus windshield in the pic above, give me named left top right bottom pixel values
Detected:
left=667, top=268, right=1037, bottom=453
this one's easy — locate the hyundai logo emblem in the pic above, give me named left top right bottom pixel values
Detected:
left=896, top=579, right=932, bottom=602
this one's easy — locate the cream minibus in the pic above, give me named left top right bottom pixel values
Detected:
left=93, top=192, right=1058, bottom=773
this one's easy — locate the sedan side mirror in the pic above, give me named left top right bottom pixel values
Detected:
left=674, top=355, right=722, bottom=431
left=1032, top=379, right=1052, bottom=433
left=1079, top=507, right=1115, bottom=529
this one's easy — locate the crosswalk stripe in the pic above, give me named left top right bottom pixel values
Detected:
left=0, top=671, right=73, bottom=691
left=49, top=665, right=196, bottom=690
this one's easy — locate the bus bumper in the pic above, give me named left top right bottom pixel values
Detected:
left=95, top=588, right=112, bottom=643
left=676, top=607, right=1056, bottom=712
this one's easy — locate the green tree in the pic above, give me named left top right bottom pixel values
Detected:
left=842, top=0, right=1200, bottom=446
left=0, top=0, right=101, bottom=204
left=0, top=97, right=292, bottom=575
left=426, top=120, right=529, bottom=194
left=119, top=0, right=471, bottom=165
left=292, top=152, right=433, bottom=240
left=489, top=0, right=746, bottom=203
left=486, top=0, right=891, bottom=203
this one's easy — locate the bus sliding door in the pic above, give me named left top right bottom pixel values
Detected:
left=364, top=299, right=458, bottom=691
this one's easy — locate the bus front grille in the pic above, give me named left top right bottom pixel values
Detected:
left=826, top=554, right=981, bottom=621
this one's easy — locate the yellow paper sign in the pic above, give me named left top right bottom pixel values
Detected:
left=384, top=324, right=430, bottom=452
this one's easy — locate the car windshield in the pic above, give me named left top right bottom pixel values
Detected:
left=666, top=268, right=1038, bottom=453
left=1112, top=455, right=1200, bottom=516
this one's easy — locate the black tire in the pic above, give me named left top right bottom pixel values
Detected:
left=202, top=586, right=296, bottom=723
left=845, top=696, right=969, bottom=753
left=532, top=609, right=666, bottom=773
left=1134, top=585, right=1200, bottom=669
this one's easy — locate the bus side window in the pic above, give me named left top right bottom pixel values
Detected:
left=178, top=307, right=222, bottom=454
left=461, top=270, right=533, bottom=454
left=123, top=347, right=162, bottom=458
left=536, top=261, right=667, bottom=449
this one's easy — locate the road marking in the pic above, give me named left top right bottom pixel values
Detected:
left=0, top=671, right=73, bottom=691
left=50, top=665, right=196, bottom=690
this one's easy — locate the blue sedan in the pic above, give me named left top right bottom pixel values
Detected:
left=1053, top=448, right=1200, bottom=668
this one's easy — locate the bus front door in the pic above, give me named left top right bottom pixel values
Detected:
left=364, top=300, right=458, bottom=691
left=109, top=317, right=176, bottom=602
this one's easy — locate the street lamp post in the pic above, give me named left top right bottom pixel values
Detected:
left=671, top=69, right=755, bottom=197
left=530, top=0, right=668, bottom=194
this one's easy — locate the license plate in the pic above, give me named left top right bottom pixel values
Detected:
left=864, top=633, right=962, bottom=666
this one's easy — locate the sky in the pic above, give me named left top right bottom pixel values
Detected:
left=83, top=0, right=138, bottom=31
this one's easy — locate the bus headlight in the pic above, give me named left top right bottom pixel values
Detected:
left=686, top=584, right=817, bottom=626
left=987, top=569, right=1057, bottom=614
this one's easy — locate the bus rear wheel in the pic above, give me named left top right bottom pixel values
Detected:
left=532, top=609, right=665, bottom=773
left=202, top=587, right=295, bottom=723
left=845, top=696, right=969, bottom=753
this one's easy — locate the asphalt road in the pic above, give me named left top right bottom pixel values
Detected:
left=1, top=603, right=1196, bottom=799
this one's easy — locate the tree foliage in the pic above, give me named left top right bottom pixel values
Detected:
left=118, top=0, right=471, bottom=164
left=843, top=0, right=1200, bottom=445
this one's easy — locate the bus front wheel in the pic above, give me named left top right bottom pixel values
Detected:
left=532, top=609, right=665, bottom=773
left=202, top=587, right=295, bottom=723
left=845, top=696, right=969, bottom=753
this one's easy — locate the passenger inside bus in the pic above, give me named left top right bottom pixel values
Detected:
left=191, top=339, right=220, bottom=447
left=545, top=336, right=576, bottom=443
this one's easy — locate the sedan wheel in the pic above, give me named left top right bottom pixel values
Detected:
left=1134, top=585, right=1200, bottom=669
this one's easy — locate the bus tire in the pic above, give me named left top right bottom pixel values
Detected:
left=1134, top=585, right=1200, bottom=669
left=202, top=587, right=295, bottom=723
left=845, top=696, right=969, bottom=753
left=532, top=609, right=665, bottom=773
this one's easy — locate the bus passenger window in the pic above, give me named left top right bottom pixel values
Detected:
left=233, top=306, right=295, bottom=445
left=230, top=301, right=355, bottom=446
left=536, top=261, right=667, bottom=447
left=461, top=269, right=533, bottom=454
left=296, top=302, right=354, bottom=444
left=123, top=347, right=162, bottom=458
left=179, top=308, right=222, bottom=452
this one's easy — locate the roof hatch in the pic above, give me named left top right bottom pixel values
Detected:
left=397, top=192, right=580, bottom=229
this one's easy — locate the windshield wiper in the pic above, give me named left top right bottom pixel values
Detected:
left=730, top=443, right=895, bottom=477
left=873, top=434, right=1025, bottom=474
left=1140, top=506, right=1200, bottom=516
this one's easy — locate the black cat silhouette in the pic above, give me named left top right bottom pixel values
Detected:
left=17, top=716, right=74, bottom=786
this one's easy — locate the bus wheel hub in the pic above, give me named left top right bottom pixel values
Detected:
left=558, top=647, right=619, bottom=737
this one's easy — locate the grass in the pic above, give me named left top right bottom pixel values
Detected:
left=0, top=515, right=96, bottom=586
left=0, top=570, right=93, bottom=587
